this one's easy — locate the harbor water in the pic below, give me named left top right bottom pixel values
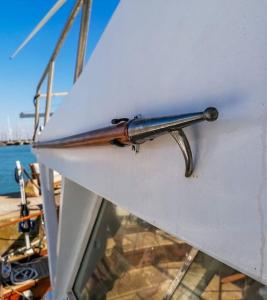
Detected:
left=0, top=145, right=36, bottom=195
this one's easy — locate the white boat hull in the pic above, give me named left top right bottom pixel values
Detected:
left=35, top=0, right=267, bottom=295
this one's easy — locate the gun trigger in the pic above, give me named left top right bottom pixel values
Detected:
left=170, top=129, right=193, bottom=177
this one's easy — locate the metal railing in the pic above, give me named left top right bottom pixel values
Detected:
left=33, top=0, right=92, bottom=140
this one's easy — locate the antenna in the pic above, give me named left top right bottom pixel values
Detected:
left=10, top=0, right=67, bottom=59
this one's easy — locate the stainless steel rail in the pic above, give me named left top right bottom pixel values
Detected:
left=74, top=0, right=91, bottom=81
left=44, top=61, right=55, bottom=125
left=39, top=92, right=69, bottom=98
left=33, top=0, right=92, bottom=140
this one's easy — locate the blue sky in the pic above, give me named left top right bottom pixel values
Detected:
left=0, top=0, right=119, bottom=139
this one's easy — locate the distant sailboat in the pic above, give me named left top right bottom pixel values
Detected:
left=6, top=116, right=14, bottom=145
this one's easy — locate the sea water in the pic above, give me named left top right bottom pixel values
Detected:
left=0, top=145, right=36, bottom=195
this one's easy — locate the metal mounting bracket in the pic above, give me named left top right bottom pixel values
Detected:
left=132, top=144, right=140, bottom=153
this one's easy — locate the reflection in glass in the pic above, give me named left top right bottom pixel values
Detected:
left=74, top=200, right=266, bottom=300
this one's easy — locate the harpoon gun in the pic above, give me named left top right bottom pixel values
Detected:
left=33, top=107, right=218, bottom=177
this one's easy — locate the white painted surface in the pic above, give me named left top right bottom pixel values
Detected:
left=39, top=164, right=58, bottom=287
left=54, top=178, right=102, bottom=300
left=35, top=0, right=267, bottom=283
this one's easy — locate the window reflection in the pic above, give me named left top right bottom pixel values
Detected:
left=74, top=200, right=266, bottom=300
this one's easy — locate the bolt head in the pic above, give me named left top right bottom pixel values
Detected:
left=204, top=107, right=218, bottom=121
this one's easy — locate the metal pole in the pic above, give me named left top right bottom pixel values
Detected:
left=36, top=0, right=83, bottom=92
left=16, top=161, right=31, bottom=251
left=44, top=61, right=55, bottom=125
left=74, top=0, right=92, bottom=82
left=34, top=94, right=40, bottom=132
left=33, top=91, right=41, bottom=140
left=21, top=112, right=53, bottom=119
left=32, top=91, right=66, bottom=139
left=10, top=0, right=67, bottom=59
left=39, top=164, right=58, bottom=287
left=165, top=248, right=199, bottom=299
left=39, top=91, right=68, bottom=98
left=33, top=102, right=40, bottom=141
left=16, top=161, right=26, bottom=206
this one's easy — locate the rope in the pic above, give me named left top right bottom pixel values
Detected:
left=0, top=211, right=43, bottom=229
left=1, top=258, right=39, bottom=285
left=1, top=259, right=11, bottom=279
left=10, top=266, right=38, bottom=285
left=1, top=258, right=42, bottom=299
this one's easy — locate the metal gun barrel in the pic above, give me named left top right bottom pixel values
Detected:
left=33, top=107, right=218, bottom=149
left=33, top=122, right=129, bottom=148
left=128, top=107, right=218, bottom=144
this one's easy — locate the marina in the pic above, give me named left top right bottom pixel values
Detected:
left=0, top=140, right=32, bottom=147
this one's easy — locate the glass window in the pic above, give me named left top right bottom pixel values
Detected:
left=73, top=199, right=266, bottom=300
